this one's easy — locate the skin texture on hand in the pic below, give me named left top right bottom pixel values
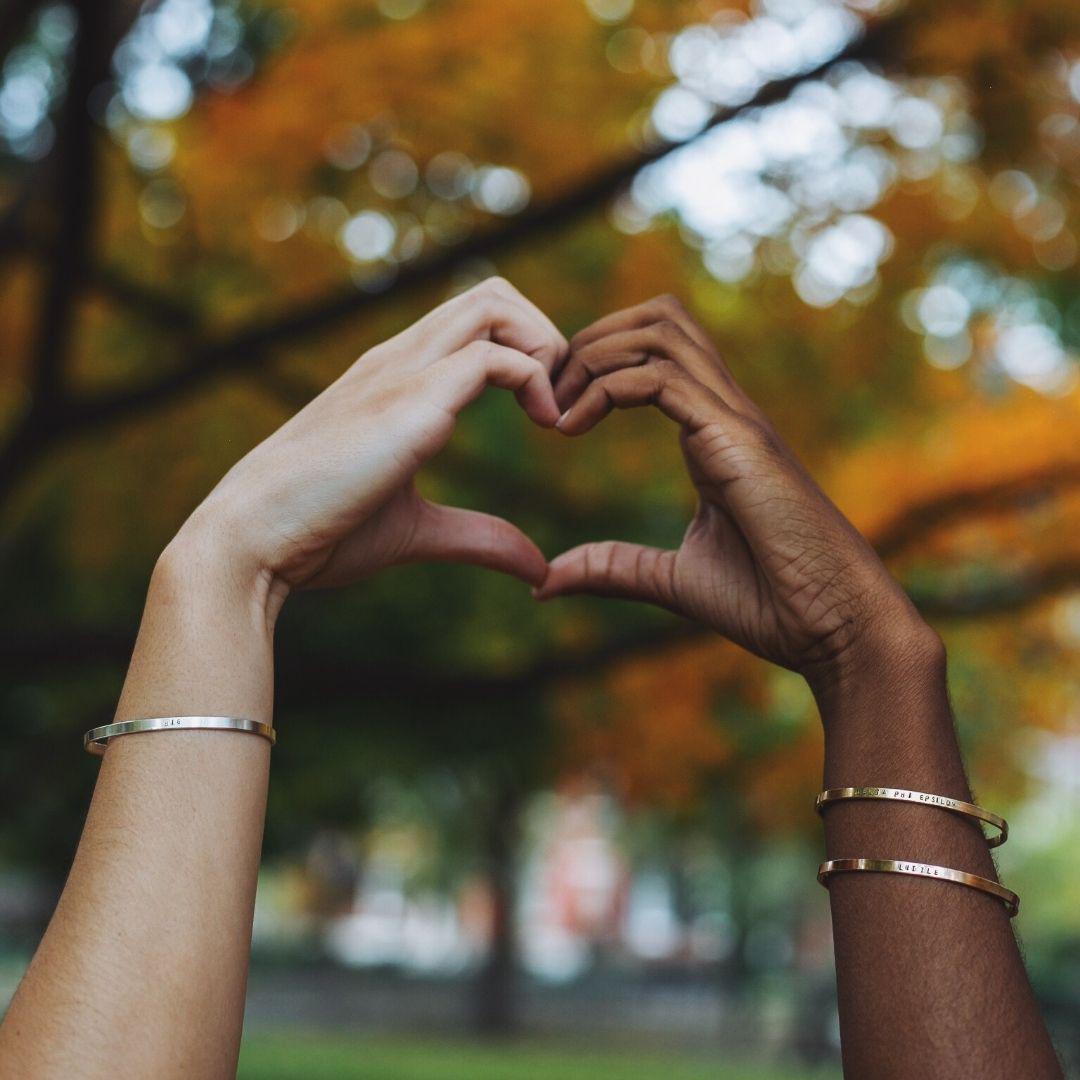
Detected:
left=535, top=294, right=926, bottom=688
left=539, top=295, right=1063, bottom=1079
left=183, top=275, right=567, bottom=621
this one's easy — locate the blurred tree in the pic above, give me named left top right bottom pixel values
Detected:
left=1, top=0, right=1078, bottom=1036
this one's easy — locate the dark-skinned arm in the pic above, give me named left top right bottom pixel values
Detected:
left=537, top=295, right=1062, bottom=1080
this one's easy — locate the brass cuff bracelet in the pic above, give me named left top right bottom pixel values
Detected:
left=84, top=716, right=277, bottom=756
left=815, top=786, right=1007, bottom=848
left=818, top=858, right=1019, bottom=918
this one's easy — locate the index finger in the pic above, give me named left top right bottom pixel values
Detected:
left=571, top=295, right=763, bottom=419
left=403, top=277, right=569, bottom=373
left=570, top=295, right=715, bottom=355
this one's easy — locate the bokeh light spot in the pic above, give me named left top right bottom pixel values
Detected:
left=370, top=149, right=420, bottom=199
left=324, top=124, right=372, bottom=171
left=255, top=198, right=304, bottom=243
left=426, top=152, right=474, bottom=199
left=126, top=126, right=176, bottom=171
left=471, top=167, right=530, bottom=215
left=123, top=62, right=193, bottom=121
left=586, top=0, right=635, bottom=26
left=138, top=178, right=186, bottom=229
left=378, top=0, right=427, bottom=19
left=341, top=210, right=397, bottom=261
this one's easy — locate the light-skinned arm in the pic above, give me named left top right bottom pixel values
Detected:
left=0, top=278, right=567, bottom=1079
left=536, top=294, right=1063, bottom=1080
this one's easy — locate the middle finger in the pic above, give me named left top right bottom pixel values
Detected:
left=555, top=321, right=727, bottom=413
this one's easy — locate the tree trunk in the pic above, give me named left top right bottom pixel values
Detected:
left=471, top=781, right=522, bottom=1037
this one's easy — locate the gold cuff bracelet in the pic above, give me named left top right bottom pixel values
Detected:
left=815, top=786, right=1007, bottom=847
left=818, top=858, right=1019, bottom=917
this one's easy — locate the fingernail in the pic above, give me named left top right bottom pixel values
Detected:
left=555, top=410, right=571, bottom=430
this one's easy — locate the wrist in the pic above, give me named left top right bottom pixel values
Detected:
left=114, top=523, right=279, bottom=725
left=806, top=608, right=946, bottom=726
left=157, top=516, right=287, bottom=635
left=811, top=614, right=966, bottom=799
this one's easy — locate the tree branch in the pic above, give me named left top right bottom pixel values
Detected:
left=874, top=462, right=1080, bottom=559
left=0, top=17, right=901, bottom=504
left=185, top=19, right=897, bottom=361
left=0, top=223, right=199, bottom=332
left=3, top=550, right=1076, bottom=698
left=90, top=260, right=200, bottom=333
left=911, top=556, right=1080, bottom=618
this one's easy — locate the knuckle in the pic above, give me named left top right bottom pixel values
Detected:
left=574, top=350, right=600, bottom=376
left=650, top=356, right=682, bottom=379
left=653, top=293, right=685, bottom=317
left=479, top=275, right=515, bottom=302
left=652, top=319, right=686, bottom=346
left=474, top=291, right=502, bottom=320
left=521, top=355, right=545, bottom=380
left=460, top=339, right=498, bottom=366
left=457, top=280, right=504, bottom=317
left=593, top=370, right=621, bottom=394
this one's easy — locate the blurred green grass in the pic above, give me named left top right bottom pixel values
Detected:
left=237, top=1033, right=840, bottom=1080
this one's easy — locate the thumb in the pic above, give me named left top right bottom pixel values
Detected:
left=534, top=540, right=678, bottom=608
left=400, top=500, right=549, bottom=587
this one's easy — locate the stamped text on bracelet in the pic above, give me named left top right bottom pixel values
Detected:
left=815, top=786, right=1008, bottom=847
left=83, top=716, right=277, bottom=755
left=817, top=858, right=1020, bottom=917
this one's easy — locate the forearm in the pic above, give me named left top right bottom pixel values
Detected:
left=544, top=296, right=1063, bottom=1075
left=0, top=280, right=563, bottom=1077
left=814, top=625, right=1061, bottom=1079
left=0, top=539, right=275, bottom=1078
